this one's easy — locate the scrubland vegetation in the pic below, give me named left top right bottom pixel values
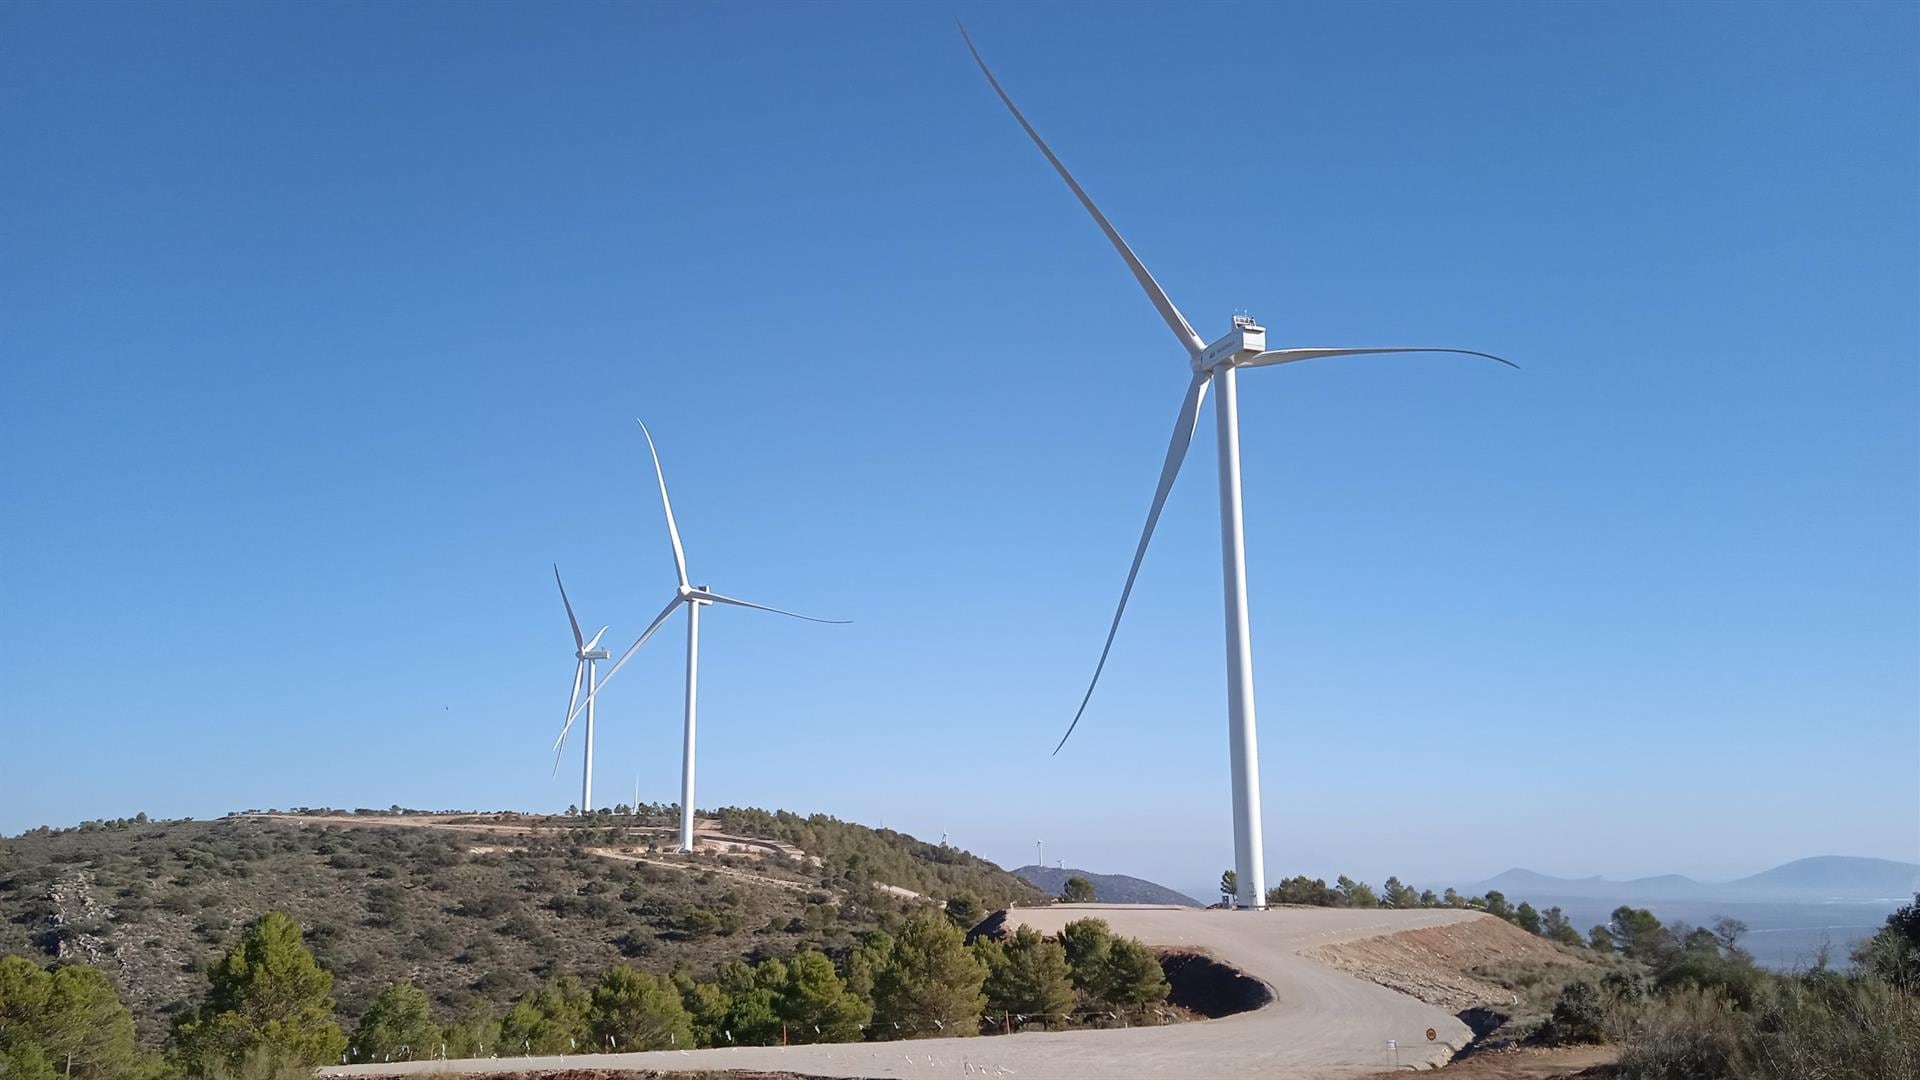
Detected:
left=0, top=906, right=1171, bottom=1074
left=0, top=811, right=1164, bottom=1076
left=0, top=810, right=1040, bottom=1041
left=1538, top=893, right=1920, bottom=1079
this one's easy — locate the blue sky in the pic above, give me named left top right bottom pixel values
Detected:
left=2, top=2, right=1915, bottom=892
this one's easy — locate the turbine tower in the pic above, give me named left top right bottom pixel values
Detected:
left=565, top=420, right=847, bottom=852
left=549, top=567, right=610, bottom=813
left=962, top=27, right=1513, bottom=909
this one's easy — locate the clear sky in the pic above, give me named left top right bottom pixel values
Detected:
left=3, top=2, right=1915, bottom=893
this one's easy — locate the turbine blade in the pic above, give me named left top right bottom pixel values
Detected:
left=1241, top=347, right=1518, bottom=370
left=565, top=594, right=684, bottom=725
left=1056, top=370, right=1212, bottom=755
left=637, top=419, right=691, bottom=589
left=693, top=590, right=850, bottom=624
left=959, top=23, right=1205, bottom=359
left=552, top=658, right=586, bottom=769
left=584, top=625, right=608, bottom=652
left=554, top=565, right=585, bottom=650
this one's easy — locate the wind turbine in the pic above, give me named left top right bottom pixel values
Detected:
left=962, top=27, right=1514, bottom=909
left=563, top=420, right=847, bottom=852
left=550, top=567, right=610, bottom=813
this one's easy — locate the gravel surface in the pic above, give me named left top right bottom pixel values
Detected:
left=323, top=904, right=1491, bottom=1079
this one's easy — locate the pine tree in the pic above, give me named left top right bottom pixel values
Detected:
left=838, top=930, right=893, bottom=1005
left=1335, top=876, right=1379, bottom=908
left=1061, top=876, right=1095, bottom=903
left=1515, top=901, right=1543, bottom=936
left=1541, top=906, right=1585, bottom=947
left=978, top=926, right=1073, bottom=1021
left=1606, top=906, right=1670, bottom=959
left=587, top=966, right=693, bottom=1052
left=871, top=912, right=987, bottom=1038
left=945, top=893, right=987, bottom=929
left=1101, top=937, right=1170, bottom=1009
left=351, top=981, right=439, bottom=1063
left=0, top=957, right=147, bottom=1080
left=498, top=976, right=590, bottom=1054
left=716, top=958, right=786, bottom=1045
left=1059, top=918, right=1114, bottom=997
left=673, top=972, right=731, bottom=1048
left=438, top=998, right=501, bottom=1059
left=779, top=950, right=871, bottom=1043
left=171, top=911, right=348, bottom=1074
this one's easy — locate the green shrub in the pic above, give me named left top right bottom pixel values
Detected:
left=1610, top=971, right=1920, bottom=1080
left=350, top=981, right=439, bottom=1063
left=588, top=966, right=693, bottom=1051
left=169, top=911, right=347, bottom=1075
left=1538, top=980, right=1607, bottom=1045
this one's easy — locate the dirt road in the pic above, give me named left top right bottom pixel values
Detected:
left=244, top=814, right=906, bottom=899
left=323, top=903, right=1489, bottom=1079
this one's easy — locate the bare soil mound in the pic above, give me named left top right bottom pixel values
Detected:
left=1309, top=915, right=1594, bottom=1012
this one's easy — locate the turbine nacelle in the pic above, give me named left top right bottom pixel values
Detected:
left=1195, top=315, right=1267, bottom=374
left=575, top=625, right=609, bottom=662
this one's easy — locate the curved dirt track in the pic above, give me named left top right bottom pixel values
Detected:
left=324, top=904, right=1489, bottom=1079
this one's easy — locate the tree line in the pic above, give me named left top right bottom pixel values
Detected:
left=1229, top=868, right=1602, bottom=950
left=0, top=905, right=1172, bottom=1076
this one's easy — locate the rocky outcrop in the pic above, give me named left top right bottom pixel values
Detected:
left=46, top=871, right=125, bottom=976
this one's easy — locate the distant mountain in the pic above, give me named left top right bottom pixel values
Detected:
left=1012, top=865, right=1201, bottom=907
left=1462, top=856, right=1920, bottom=903
left=1728, top=856, right=1920, bottom=899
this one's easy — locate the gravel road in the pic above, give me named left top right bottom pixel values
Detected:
left=322, top=903, right=1491, bottom=1079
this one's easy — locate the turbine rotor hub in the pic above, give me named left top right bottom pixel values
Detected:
left=1194, top=314, right=1266, bottom=373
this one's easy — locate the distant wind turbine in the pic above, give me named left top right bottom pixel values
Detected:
left=549, top=567, right=610, bottom=813
left=564, top=420, right=847, bottom=851
left=962, top=26, right=1514, bottom=909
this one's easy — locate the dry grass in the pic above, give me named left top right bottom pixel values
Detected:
left=1606, top=977, right=1920, bottom=1080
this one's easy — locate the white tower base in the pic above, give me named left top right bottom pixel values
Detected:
left=1213, top=363, right=1267, bottom=909
left=678, top=597, right=703, bottom=852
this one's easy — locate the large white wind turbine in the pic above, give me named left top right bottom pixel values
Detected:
left=962, top=27, right=1514, bottom=909
left=564, top=420, right=847, bottom=852
left=550, top=567, right=610, bottom=813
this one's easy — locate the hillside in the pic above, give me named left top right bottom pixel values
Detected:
left=0, top=807, right=1042, bottom=1047
left=1463, top=855, right=1920, bottom=902
left=1012, top=865, right=1200, bottom=906
left=1728, top=856, right=1920, bottom=899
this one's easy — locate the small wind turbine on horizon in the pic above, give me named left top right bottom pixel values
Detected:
left=564, top=420, right=847, bottom=852
left=962, top=26, right=1515, bottom=910
left=549, top=567, right=610, bottom=813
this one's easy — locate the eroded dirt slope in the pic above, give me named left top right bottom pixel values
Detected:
left=1309, top=915, right=1594, bottom=1011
